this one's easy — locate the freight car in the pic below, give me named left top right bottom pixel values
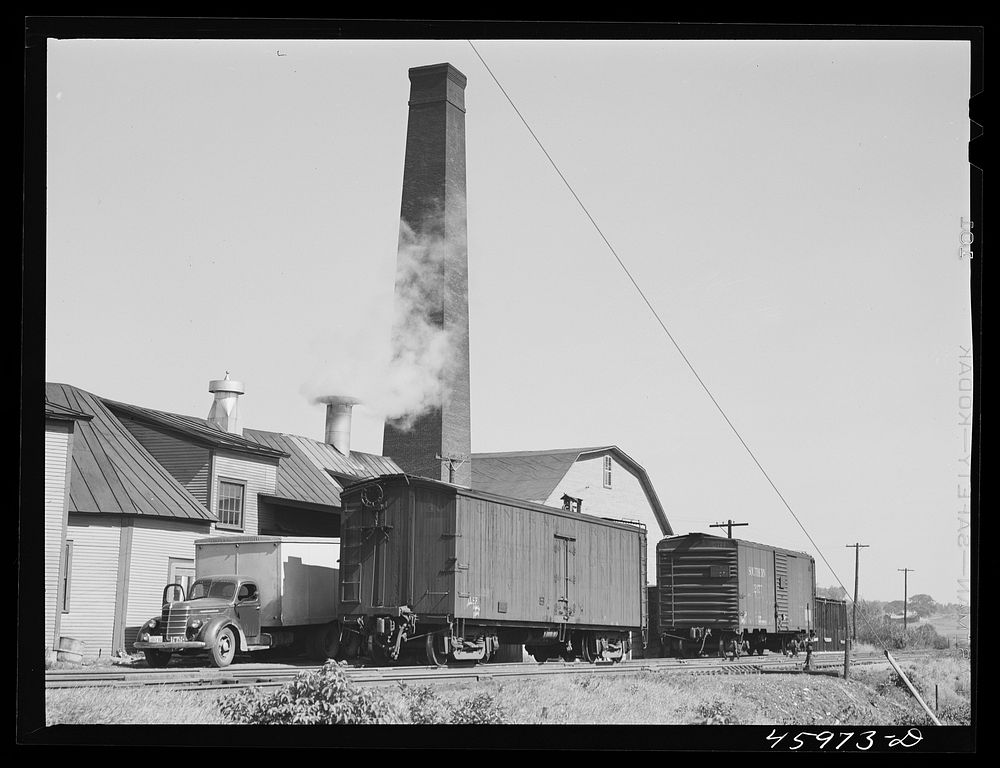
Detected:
left=654, top=532, right=816, bottom=657
left=338, top=474, right=647, bottom=665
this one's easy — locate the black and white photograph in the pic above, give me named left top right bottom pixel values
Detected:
left=21, top=19, right=979, bottom=751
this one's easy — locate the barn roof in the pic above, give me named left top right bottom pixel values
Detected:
left=471, top=446, right=671, bottom=535
left=45, top=383, right=216, bottom=522
left=244, top=429, right=402, bottom=509
left=102, top=399, right=287, bottom=459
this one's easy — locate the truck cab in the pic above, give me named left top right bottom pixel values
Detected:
left=134, top=574, right=260, bottom=668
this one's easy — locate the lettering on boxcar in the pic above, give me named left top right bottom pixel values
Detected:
left=748, top=566, right=766, bottom=578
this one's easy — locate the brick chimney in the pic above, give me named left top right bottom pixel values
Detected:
left=382, top=63, right=472, bottom=486
left=207, top=372, right=244, bottom=434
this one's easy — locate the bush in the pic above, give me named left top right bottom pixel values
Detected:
left=398, top=683, right=449, bottom=724
left=694, top=700, right=740, bottom=725
left=218, top=661, right=395, bottom=724
left=396, top=683, right=510, bottom=724
left=447, top=691, right=509, bottom=724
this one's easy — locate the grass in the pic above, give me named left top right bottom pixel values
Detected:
left=45, top=685, right=228, bottom=726
left=44, top=652, right=972, bottom=727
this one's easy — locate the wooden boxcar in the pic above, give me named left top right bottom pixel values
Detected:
left=654, top=532, right=816, bottom=656
left=338, top=474, right=647, bottom=665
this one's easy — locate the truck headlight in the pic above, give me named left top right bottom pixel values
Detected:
left=140, top=633, right=149, bottom=642
left=148, top=618, right=158, bottom=630
left=190, top=619, right=202, bottom=630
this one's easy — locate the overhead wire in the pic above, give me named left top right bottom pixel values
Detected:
left=467, top=40, right=892, bottom=651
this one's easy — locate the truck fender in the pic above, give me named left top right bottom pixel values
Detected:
left=200, top=615, right=249, bottom=652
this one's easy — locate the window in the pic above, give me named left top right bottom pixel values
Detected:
left=217, top=479, right=246, bottom=530
left=61, top=540, right=73, bottom=613
left=603, top=456, right=613, bottom=488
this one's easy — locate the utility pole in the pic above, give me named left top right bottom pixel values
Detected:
left=435, top=454, right=467, bottom=485
left=897, top=568, right=915, bottom=631
left=710, top=520, right=748, bottom=539
left=845, top=543, right=870, bottom=641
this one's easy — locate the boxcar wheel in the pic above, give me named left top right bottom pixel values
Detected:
left=338, top=630, right=362, bottom=660
left=210, top=626, right=237, bottom=668
left=424, top=633, right=446, bottom=667
left=143, top=649, right=172, bottom=668
left=311, top=623, right=341, bottom=661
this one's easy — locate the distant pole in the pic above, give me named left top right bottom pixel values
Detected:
left=710, top=519, right=748, bottom=539
left=897, top=568, right=915, bottom=631
left=845, top=543, right=870, bottom=641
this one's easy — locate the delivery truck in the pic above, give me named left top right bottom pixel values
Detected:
left=133, top=535, right=340, bottom=668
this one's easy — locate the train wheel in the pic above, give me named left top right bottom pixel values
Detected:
left=371, top=641, right=401, bottom=667
left=424, top=634, right=446, bottom=667
left=337, top=630, right=362, bottom=661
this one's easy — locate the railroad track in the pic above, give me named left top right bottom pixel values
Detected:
left=45, top=650, right=934, bottom=693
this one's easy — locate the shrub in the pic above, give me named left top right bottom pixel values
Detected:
left=218, top=661, right=395, bottom=724
left=398, top=683, right=449, bottom=724
left=447, top=691, right=509, bottom=724
left=694, top=700, right=740, bottom=725
left=396, top=683, right=510, bottom=724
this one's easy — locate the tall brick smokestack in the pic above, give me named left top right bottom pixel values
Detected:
left=382, top=63, right=471, bottom=486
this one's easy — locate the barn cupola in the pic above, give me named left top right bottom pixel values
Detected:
left=207, top=372, right=245, bottom=434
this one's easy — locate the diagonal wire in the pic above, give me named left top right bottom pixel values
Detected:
left=468, top=40, right=892, bottom=650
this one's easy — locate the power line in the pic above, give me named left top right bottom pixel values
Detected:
left=469, top=40, right=893, bottom=651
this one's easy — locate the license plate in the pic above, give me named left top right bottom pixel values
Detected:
left=147, top=636, right=162, bottom=643
left=169, top=636, right=185, bottom=643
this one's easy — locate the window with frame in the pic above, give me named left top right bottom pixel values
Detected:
left=603, top=456, right=613, bottom=488
left=217, top=479, right=246, bottom=530
left=61, top=540, right=73, bottom=613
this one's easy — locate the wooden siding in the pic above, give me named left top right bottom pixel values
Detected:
left=118, top=417, right=211, bottom=506
left=125, top=517, right=211, bottom=648
left=60, top=514, right=122, bottom=658
left=45, top=422, right=73, bottom=650
left=210, top=450, right=278, bottom=536
left=546, top=454, right=661, bottom=585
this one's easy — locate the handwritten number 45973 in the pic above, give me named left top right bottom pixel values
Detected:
left=766, top=729, right=924, bottom=750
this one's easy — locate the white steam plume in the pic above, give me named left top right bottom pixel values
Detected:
left=301, top=212, right=461, bottom=432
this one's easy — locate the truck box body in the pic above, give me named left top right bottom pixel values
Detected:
left=339, top=475, right=646, bottom=633
left=195, top=536, right=339, bottom=627
left=655, top=533, right=815, bottom=636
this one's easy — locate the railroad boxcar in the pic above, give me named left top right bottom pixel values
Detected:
left=338, top=474, right=647, bottom=665
left=654, top=532, right=816, bottom=657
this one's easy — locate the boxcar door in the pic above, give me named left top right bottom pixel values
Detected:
left=553, top=535, right=576, bottom=620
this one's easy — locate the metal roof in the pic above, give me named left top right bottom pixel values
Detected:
left=471, top=446, right=672, bottom=535
left=102, top=399, right=287, bottom=459
left=45, top=383, right=216, bottom=522
left=243, top=429, right=402, bottom=509
left=45, top=399, right=93, bottom=422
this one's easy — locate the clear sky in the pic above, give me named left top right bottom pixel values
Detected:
left=45, top=38, right=972, bottom=605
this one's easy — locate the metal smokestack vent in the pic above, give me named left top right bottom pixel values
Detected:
left=320, top=395, right=361, bottom=456
left=208, top=372, right=245, bottom=434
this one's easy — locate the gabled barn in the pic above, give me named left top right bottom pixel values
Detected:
left=472, top=446, right=672, bottom=585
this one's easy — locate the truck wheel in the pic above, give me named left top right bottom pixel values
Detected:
left=210, top=626, right=237, bottom=668
left=143, top=649, right=172, bottom=668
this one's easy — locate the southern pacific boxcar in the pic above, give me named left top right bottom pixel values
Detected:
left=655, top=532, right=816, bottom=657
left=338, top=474, right=647, bottom=665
